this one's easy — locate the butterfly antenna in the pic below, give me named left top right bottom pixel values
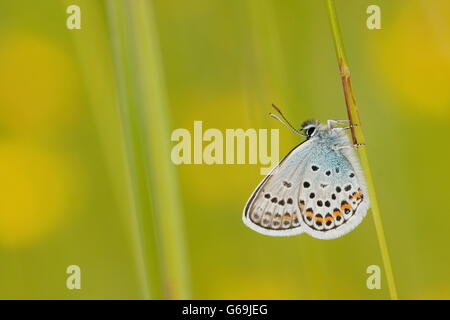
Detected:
left=268, top=113, right=306, bottom=137
left=269, top=104, right=305, bottom=137
left=271, top=104, right=299, bottom=132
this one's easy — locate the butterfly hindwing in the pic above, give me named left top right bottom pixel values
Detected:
left=298, top=144, right=370, bottom=239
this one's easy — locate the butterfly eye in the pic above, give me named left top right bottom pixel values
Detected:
left=306, top=127, right=316, bottom=137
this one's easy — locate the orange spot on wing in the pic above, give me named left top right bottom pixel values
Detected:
left=341, top=203, right=351, bottom=211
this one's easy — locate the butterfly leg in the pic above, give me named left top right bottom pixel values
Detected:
left=333, top=143, right=365, bottom=151
left=327, top=119, right=349, bottom=129
left=337, top=124, right=358, bottom=131
left=328, top=120, right=358, bottom=131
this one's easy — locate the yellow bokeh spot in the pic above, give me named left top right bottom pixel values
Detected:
left=0, top=141, right=74, bottom=247
left=0, top=32, right=79, bottom=132
left=372, top=2, right=450, bottom=116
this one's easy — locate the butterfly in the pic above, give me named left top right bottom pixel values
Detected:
left=242, top=105, right=370, bottom=239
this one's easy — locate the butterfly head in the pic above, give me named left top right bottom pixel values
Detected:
left=300, top=119, right=321, bottom=139
left=268, top=105, right=325, bottom=139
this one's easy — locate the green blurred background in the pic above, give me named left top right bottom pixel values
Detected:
left=0, top=0, right=449, bottom=299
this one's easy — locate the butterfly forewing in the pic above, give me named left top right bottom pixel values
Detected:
left=243, top=140, right=314, bottom=236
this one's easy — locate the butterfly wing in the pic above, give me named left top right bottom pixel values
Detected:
left=243, top=130, right=370, bottom=239
left=243, top=140, right=315, bottom=236
left=298, top=144, right=370, bottom=239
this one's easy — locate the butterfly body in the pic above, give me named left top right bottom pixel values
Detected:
left=243, top=119, right=370, bottom=239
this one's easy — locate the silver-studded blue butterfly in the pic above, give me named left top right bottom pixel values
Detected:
left=243, top=105, right=370, bottom=239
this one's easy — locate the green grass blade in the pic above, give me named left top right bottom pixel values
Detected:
left=105, top=0, right=165, bottom=299
left=126, top=0, right=191, bottom=300
left=325, top=0, right=398, bottom=300
left=105, top=0, right=191, bottom=299
left=62, top=0, right=154, bottom=299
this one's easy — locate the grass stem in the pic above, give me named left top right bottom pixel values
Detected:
left=325, top=0, right=398, bottom=300
left=63, top=0, right=154, bottom=298
left=126, top=0, right=191, bottom=299
left=106, top=0, right=191, bottom=299
left=105, top=0, right=165, bottom=299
